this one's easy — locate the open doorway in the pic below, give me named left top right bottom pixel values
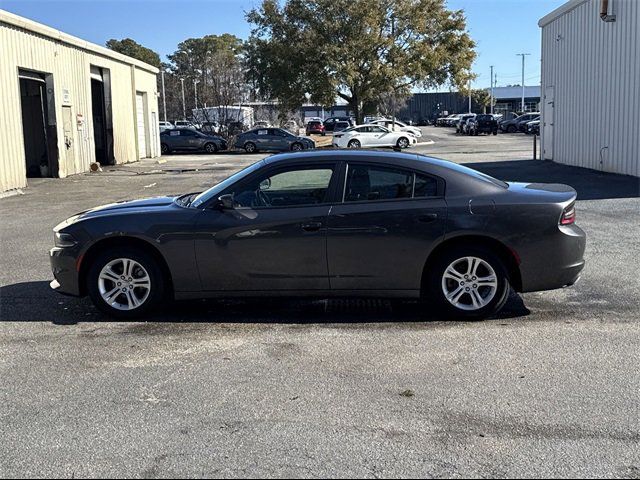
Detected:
left=19, top=70, right=55, bottom=178
left=90, top=66, right=114, bottom=165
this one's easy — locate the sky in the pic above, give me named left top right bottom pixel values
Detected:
left=1, top=0, right=567, bottom=89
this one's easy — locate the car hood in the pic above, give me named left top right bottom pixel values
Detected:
left=56, top=196, right=179, bottom=230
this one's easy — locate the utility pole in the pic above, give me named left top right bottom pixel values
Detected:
left=180, top=78, right=186, bottom=120
left=490, top=65, right=494, bottom=114
left=161, top=70, right=167, bottom=122
left=468, top=77, right=472, bottom=113
left=516, top=53, right=530, bottom=113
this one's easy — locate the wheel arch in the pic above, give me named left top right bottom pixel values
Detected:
left=421, top=235, right=523, bottom=294
left=78, top=236, right=174, bottom=298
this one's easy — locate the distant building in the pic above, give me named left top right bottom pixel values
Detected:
left=0, top=10, right=161, bottom=194
left=539, top=0, right=638, bottom=176
left=491, top=86, right=541, bottom=115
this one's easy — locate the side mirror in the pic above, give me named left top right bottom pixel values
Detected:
left=259, top=178, right=271, bottom=190
left=215, top=194, right=235, bottom=210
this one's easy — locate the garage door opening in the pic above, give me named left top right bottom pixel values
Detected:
left=90, top=66, right=114, bottom=165
left=19, top=70, right=57, bottom=178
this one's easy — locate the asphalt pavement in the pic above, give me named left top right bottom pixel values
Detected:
left=1, top=127, right=639, bottom=478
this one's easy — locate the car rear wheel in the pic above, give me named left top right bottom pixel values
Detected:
left=87, top=247, right=165, bottom=319
left=348, top=139, right=361, bottom=148
left=244, top=142, right=257, bottom=153
left=426, top=246, right=510, bottom=320
left=160, top=143, right=169, bottom=154
left=291, top=142, right=303, bottom=151
left=204, top=142, right=217, bottom=154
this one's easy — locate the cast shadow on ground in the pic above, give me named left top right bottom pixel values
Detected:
left=464, top=159, right=640, bottom=201
left=0, top=280, right=529, bottom=325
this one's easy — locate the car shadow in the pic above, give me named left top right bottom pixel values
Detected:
left=0, top=281, right=530, bottom=325
left=464, top=159, right=640, bottom=200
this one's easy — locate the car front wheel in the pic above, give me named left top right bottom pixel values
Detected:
left=291, top=142, right=303, bottom=151
left=397, top=137, right=410, bottom=149
left=160, top=143, right=169, bottom=154
left=87, top=247, right=165, bottom=319
left=204, top=142, right=217, bottom=153
left=426, top=246, right=510, bottom=320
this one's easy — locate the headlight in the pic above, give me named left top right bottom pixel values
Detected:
left=54, top=232, right=77, bottom=248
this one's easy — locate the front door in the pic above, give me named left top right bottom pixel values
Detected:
left=194, top=163, right=339, bottom=291
left=327, top=163, right=446, bottom=291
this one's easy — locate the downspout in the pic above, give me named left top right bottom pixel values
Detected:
left=600, top=0, right=616, bottom=22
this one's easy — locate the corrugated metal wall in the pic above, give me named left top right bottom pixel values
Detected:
left=0, top=15, right=160, bottom=193
left=540, top=0, right=639, bottom=177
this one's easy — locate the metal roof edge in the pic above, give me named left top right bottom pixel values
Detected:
left=538, top=0, right=590, bottom=28
left=0, top=8, right=159, bottom=74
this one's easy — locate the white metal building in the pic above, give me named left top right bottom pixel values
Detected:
left=539, top=0, right=639, bottom=177
left=0, top=10, right=161, bottom=194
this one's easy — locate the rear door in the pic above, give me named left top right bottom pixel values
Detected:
left=327, top=162, right=447, bottom=292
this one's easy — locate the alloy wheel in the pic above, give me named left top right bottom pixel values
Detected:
left=441, top=256, right=498, bottom=311
left=348, top=139, right=361, bottom=148
left=98, top=258, right=151, bottom=311
left=398, top=138, right=409, bottom=148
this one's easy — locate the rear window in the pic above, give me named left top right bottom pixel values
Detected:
left=477, top=115, right=493, bottom=121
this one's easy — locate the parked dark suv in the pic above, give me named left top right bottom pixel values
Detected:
left=160, top=128, right=227, bottom=154
left=323, top=116, right=354, bottom=132
left=467, top=114, right=499, bottom=136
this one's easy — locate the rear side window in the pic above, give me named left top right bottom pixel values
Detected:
left=344, top=165, right=439, bottom=202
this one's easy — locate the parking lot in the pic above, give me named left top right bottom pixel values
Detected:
left=1, top=127, right=639, bottom=478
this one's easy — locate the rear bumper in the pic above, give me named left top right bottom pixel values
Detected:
left=519, top=224, right=586, bottom=292
left=50, top=247, right=82, bottom=296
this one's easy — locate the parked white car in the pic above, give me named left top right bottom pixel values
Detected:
left=159, top=121, right=174, bottom=132
left=332, top=124, right=418, bottom=149
left=372, top=119, right=422, bottom=138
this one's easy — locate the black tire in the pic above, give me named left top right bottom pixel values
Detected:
left=204, top=142, right=217, bottom=154
left=87, top=247, right=166, bottom=319
left=508, top=125, right=517, bottom=133
left=424, top=245, right=510, bottom=320
left=397, top=137, right=410, bottom=149
left=348, top=139, right=361, bottom=149
left=160, top=143, right=169, bottom=154
left=493, top=130, right=498, bottom=136
left=291, top=142, right=303, bottom=151
left=244, top=142, right=257, bottom=153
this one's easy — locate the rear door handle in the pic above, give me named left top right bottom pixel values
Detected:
left=417, top=213, right=438, bottom=223
left=301, top=222, right=323, bottom=232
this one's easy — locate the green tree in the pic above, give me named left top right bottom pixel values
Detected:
left=105, top=38, right=161, bottom=68
left=246, top=0, right=476, bottom=121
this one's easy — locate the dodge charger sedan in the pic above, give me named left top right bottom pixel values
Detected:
left=50, top=150, right=585, bottom=319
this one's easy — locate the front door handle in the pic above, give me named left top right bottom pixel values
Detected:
left=417, top=213, right=438, bottom=223
left=301, top=222, right=323, bottom=232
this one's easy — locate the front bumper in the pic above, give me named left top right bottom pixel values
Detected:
left=50, top=246, right=82, bottom=296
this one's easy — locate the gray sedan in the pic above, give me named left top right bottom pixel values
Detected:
left=50, top=150, right=585, bottom=320
left=160, top=128, right=227, bottom=154
left=235, top=127, right=315, bottom=153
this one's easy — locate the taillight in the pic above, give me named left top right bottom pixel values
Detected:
left=560, top=203, right=576, bottom=225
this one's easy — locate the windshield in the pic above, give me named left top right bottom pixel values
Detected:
left=190, top=160, right=266, bottom=207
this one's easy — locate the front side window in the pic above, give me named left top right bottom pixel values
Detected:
left=344, top=165, right=440, bottom=202
left=230, top=166, right=335, bottom=208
